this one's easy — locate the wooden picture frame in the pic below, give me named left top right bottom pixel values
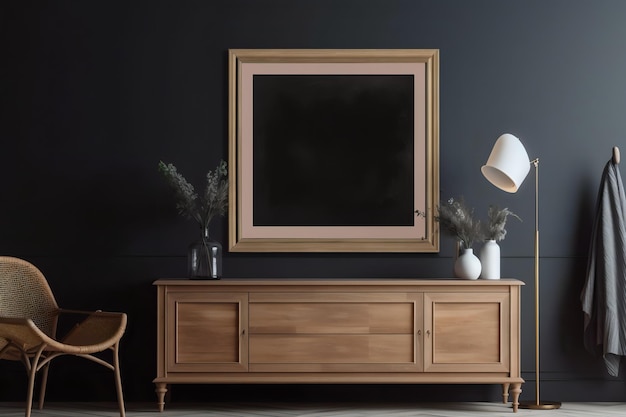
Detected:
left=228, top=49, right=439, bottom=252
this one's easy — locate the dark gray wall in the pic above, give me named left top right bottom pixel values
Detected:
left=2, top=0, right=626, bottom=405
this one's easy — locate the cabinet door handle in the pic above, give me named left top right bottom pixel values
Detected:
left=426, top=330, right=431, bottom=337
left=417, top=329, right=422, bottom=336
left=242, top=329, right=246, bottom=335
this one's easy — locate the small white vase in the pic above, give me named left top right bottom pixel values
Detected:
left=454, top=248, right=482, bottom=280
left=480, top=239, right=501, bottom=280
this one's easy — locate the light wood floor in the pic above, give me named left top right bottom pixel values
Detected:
left=2, top=402, right=626, bottom=416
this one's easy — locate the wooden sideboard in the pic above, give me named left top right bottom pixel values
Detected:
left=153, top=279, right=524, bottom=412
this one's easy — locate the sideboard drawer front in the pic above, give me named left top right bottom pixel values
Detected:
left=248, top=293, right=422, bottom=372
left=249, top=302, right=414, bottom=334
left=250, top=334, right=414, bottom=364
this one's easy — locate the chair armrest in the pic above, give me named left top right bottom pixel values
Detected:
left=0, top=316, right=52, bottom=351
left=60, top=312, right=127, bottom=350
left=57, top=308, right=124, bottom=318
left=56, top=308, right=100, bottom=316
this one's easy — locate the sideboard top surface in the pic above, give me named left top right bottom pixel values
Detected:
left=153, top=278, right=524, bottom=287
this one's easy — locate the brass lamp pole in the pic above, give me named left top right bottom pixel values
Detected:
left=482, top=134, right=560, bottom=410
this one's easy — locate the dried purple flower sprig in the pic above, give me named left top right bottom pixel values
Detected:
left=158, top=160, right=228, bottom=230
left=484, top=205, right=521, bottom=241
left=432, top=197, right=482, bottom=250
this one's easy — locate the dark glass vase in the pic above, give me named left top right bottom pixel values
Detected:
left=187, top=226, right=222, bottom=279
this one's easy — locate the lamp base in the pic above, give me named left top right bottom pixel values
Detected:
left=518, top=401, right=561, bottom=410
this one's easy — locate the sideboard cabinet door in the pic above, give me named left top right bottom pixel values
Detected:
left=166, top=292, right=248, bottom=372
left=423, top=292, right=510, bottom=373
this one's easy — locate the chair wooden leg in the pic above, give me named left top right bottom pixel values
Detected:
left=25, top=345, right=46, bottom=417
left=38, top=362, right=50, bottom=410
left=112, top=342, right=126, bottom=417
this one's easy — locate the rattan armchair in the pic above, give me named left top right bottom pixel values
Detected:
left=0, top=256, right=127, bottom=417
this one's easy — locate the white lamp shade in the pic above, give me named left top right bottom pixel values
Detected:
left=481, top=133, right=531, bottom=193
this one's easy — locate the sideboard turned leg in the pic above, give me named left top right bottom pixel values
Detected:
left=155, top=383, right=168, bottom=412
left=510, top=382, right=522, bottom=412
left=502, top=383, right=510, bottom=403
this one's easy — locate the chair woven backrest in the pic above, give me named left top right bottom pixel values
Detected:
left=0, top=256, right=59, bottom=338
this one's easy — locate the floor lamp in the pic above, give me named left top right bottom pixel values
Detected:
left=481, top=133, right=561, bottom=410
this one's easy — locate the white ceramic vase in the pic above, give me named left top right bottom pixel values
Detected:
left=480, top=239, right=501, bottom=280
left=454, top=248, right=482, bottom=280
